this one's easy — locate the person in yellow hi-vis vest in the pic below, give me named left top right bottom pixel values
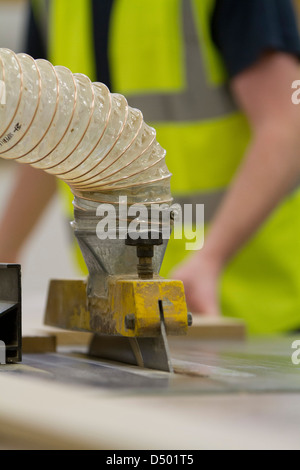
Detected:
left=0, top=0, right=300, bottom=335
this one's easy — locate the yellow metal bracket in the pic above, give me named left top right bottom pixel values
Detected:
left=44, top=276, right=188, bottom=338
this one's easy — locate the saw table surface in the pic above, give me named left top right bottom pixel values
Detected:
left=0, top=293, right=298, bottom=450
left=0, top=331, right=300, bottom=449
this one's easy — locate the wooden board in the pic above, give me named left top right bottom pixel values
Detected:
left=186, top=315, right=247, bottom=340
left=21, top=315, right=246, bottom=354
left=22, top=326, right=92, bottom=353
left=22, top=333, right=56, bottom=354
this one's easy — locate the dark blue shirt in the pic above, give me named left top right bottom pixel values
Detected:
left=212, top=0, right=300, bottom=77
left=25, top=0, right=300, bottom=88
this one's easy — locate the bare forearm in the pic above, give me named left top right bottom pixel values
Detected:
left=172, top=52, right=300, bottom=315
left=0, top=165, right=57, bottom=262
left=204, top=122, right=300, bottom=269
left=203, top=52, right=300, bottom=271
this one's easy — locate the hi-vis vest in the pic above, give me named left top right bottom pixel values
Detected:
left=32, top=0, right=300, bottom=334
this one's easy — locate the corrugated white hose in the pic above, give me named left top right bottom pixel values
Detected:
left=0, top=48, right=176, bottom=284
left=0, top=48, right=172, bottom=207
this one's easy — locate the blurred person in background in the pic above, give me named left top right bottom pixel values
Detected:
left=0, top=0, right=300, bottom=335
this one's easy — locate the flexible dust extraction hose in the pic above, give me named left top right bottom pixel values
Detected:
left=0, top=48, right=174, bottom=286
left=0, top=48, right=172, bottom=205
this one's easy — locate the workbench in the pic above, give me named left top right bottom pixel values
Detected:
left=0, top=303, right=300, bottom=450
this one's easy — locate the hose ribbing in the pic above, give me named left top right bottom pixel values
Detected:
left=0, top=48, right=172, bottom=206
